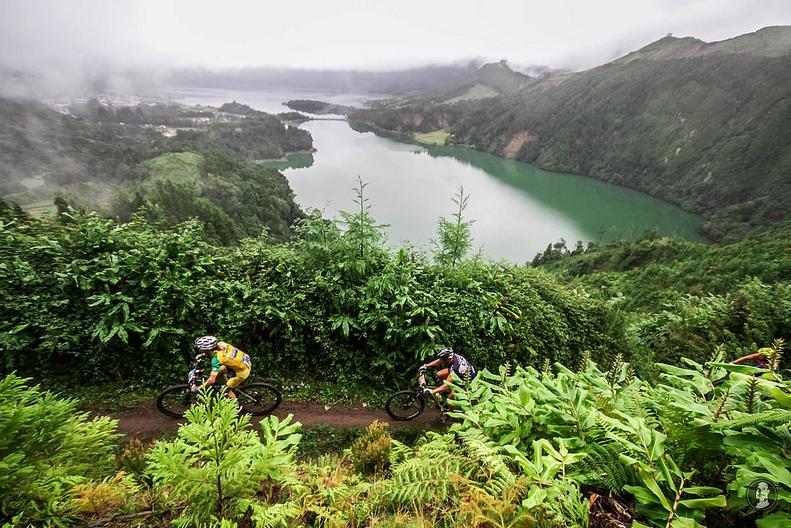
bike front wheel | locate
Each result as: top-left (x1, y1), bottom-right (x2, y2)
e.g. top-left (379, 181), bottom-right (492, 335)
top-left (236, 382), bottom-right (282, 416)
top-left (156, 384), bottom-right (196, 418)
top-left (385, 390), bottom-right (425, 421)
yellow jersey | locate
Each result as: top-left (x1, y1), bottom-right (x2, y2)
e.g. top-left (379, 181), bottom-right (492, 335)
top-left (210, 342), bottom-right (251, 374)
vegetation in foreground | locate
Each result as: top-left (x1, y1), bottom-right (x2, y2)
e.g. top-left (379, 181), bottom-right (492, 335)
top-left (0, 123), bottom-right (789, 526)
top-left (2, 340), bottom-right (789, 527)
top-left (0, 184), bottom-right (625, 388)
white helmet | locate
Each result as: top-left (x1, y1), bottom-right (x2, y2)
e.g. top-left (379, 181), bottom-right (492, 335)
top-left (437, 347), bottom-right (454, 360)
top-left (194, 335), bottom-right (219, 353)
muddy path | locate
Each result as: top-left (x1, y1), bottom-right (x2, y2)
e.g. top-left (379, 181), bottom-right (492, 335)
top-left (114, 399), bottom-right (444, 438)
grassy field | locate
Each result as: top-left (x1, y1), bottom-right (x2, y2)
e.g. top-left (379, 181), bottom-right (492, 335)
top-left (412, 129), bottom-right (450, 145)
top-left (442, 83), bottom-right (500, 104)
top-left (140, 152), bottom-right (204, 188)
top-left (24, 200), bottom-right (56, 218)
top-left (19, 176), bottom-right (45, 190)
top-left (5, 175), bottom-right (52, 210)
top-left (257, 151), bottom-right (315, 171)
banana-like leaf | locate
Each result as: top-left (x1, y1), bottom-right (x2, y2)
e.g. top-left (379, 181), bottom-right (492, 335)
top-left (679, 495), bottom-right (727, 508)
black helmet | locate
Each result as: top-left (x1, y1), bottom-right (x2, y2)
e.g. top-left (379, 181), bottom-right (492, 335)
top-left (436, 347), bottom-right (454, 360)
top-left (194, 335), bottom-right (219, 353)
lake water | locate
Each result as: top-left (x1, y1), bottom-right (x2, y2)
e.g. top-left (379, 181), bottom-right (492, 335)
top-left (167, 87), bottom-right (704, 263)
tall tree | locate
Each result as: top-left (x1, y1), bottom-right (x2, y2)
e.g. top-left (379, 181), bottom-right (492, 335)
top-left (433, 185), bottom-right (474, 266)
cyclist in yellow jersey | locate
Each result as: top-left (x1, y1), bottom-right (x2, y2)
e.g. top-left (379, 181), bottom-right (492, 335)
top-left (192, 335), bottom-right (252, 399)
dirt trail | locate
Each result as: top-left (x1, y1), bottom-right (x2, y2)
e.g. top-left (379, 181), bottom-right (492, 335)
top-left (114, 399), bottom-right (443, 438)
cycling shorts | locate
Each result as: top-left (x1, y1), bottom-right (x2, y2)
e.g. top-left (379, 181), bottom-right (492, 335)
top-left (225, 365), bottom-right (250, 388)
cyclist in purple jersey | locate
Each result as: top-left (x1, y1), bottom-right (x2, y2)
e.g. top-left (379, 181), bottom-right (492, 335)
top-left (419, 347), bottom-right (476, 398)
top-left (733, 347), bottom-right (780, 370)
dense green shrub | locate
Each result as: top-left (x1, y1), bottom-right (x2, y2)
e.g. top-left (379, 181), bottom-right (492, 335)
top-left (0, 212), bottom-right (235, 384)
top-left (3, 183), bottom-right (787, 388)
top-left (0, 374), bottom-right (119, 526)
top-left (0, 206), bottom-right (623, 387)
top-left (146, 392), bottom-right (302, 527)
top-left (450, 343), bottom-right (791, 527)
top-left (347, 420), bottom-right (392, 475)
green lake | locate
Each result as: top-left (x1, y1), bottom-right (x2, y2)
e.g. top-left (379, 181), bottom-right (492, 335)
top-left (169, 87), bottom-right (704, 263)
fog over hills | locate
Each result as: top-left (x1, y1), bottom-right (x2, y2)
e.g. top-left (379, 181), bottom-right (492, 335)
top-left (2, 0), bottom-right (790, 99)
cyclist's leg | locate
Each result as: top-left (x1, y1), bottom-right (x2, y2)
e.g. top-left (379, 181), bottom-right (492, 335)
top-left (225, 366), bottom-right (250, 399)
top-left (434, 370), bottom-right (452, 395)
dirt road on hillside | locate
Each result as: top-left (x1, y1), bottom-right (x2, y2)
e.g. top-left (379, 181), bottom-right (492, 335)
top-left (114, 399), bottom-right (444, 438)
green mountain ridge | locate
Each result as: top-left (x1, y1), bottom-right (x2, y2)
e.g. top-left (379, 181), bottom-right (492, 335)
top-left (616, 26), bottom-right (791, 64)
top-left (349, 26), bottom-right (791, 242)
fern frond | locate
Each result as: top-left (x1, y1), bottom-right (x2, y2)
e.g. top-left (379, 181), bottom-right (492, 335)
top-left (387, 439), bottom-right (411, 466)
top-left (247, 500), bottom-right (300, 528)
top-left (713, 409), bottom-right (791, 430)
top-left (386, 457), bottom-right (462, 505)
top-left (618, 385), bottom-right (659, 428)
top-left (571, 441), bottom-right (637, 493)
top-left (744, 377), bottom-right (759, 414)
top-left (459, 432), bottom-right (517, 495)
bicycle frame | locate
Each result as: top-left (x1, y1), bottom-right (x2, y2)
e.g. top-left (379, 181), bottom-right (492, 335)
top-left (187, 356), bottom-right (255, 400)
top-left (418, 372), bottom-right (449, 413)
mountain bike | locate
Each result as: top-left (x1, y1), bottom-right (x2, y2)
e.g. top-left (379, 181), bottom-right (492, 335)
top-left (385, 368), bottom-right (450, 423)
top-left (156, 355), bottom-right (282, 418)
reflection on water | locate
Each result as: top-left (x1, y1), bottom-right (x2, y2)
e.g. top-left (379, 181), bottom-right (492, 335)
top-left (259, 152), bottom-right (315, 171)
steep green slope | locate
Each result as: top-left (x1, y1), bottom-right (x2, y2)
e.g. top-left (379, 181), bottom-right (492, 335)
top-left (538, 222), bottom-right (791, 309)
top-left (535, 223), bottom-right (791, 365)
top-left (350, 27), bottom-right (791, 242)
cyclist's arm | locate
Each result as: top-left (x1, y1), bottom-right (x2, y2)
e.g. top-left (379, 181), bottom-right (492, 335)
top-left (203, 356), bottom-right (225, 387)
top-left (422, 358), bottom-right (442, 370)
top-left (733, 353), bottom-right (760, 364)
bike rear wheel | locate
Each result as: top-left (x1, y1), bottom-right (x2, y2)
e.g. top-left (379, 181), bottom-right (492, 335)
top-left (236, 382), bottom-right (281, 416)
top-left (156, 384), bottom-right (195, 418)
top-left (385, 390), bottom-right (425, 421)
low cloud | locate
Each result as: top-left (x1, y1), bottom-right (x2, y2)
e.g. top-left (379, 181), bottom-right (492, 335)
top-left (1, 0), bottom-right (790, 96)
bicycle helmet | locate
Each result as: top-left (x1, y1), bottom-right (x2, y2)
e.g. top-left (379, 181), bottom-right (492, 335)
top-left (194, 335), bottom-right (219, 353)
top-left (436, 347), bottom-right (454, 360)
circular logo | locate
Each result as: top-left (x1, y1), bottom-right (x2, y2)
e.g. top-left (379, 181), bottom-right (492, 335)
top-left (746, 479), bottom-right (777, 511)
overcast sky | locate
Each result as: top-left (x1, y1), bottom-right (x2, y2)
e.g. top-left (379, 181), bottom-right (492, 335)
top-left (2, 0), bottom-right (791, 72)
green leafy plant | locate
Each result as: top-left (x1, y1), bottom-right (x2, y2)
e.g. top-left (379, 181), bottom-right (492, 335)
top-left (146, 392), bottom-right (302, 527)
top-left (0, 373), bottom-right (119, 526)
top-left (347, 420), bottom-right (393, 475)
top-left (433, 184), bottom-right (474, 267)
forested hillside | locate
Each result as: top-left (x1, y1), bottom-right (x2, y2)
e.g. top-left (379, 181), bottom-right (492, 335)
top-left (0, 97), bottom-right (311, 241)
top-left (533, 225), bottom-right (791, 367)
top-left (349, 27), bottom-right (791, 242)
